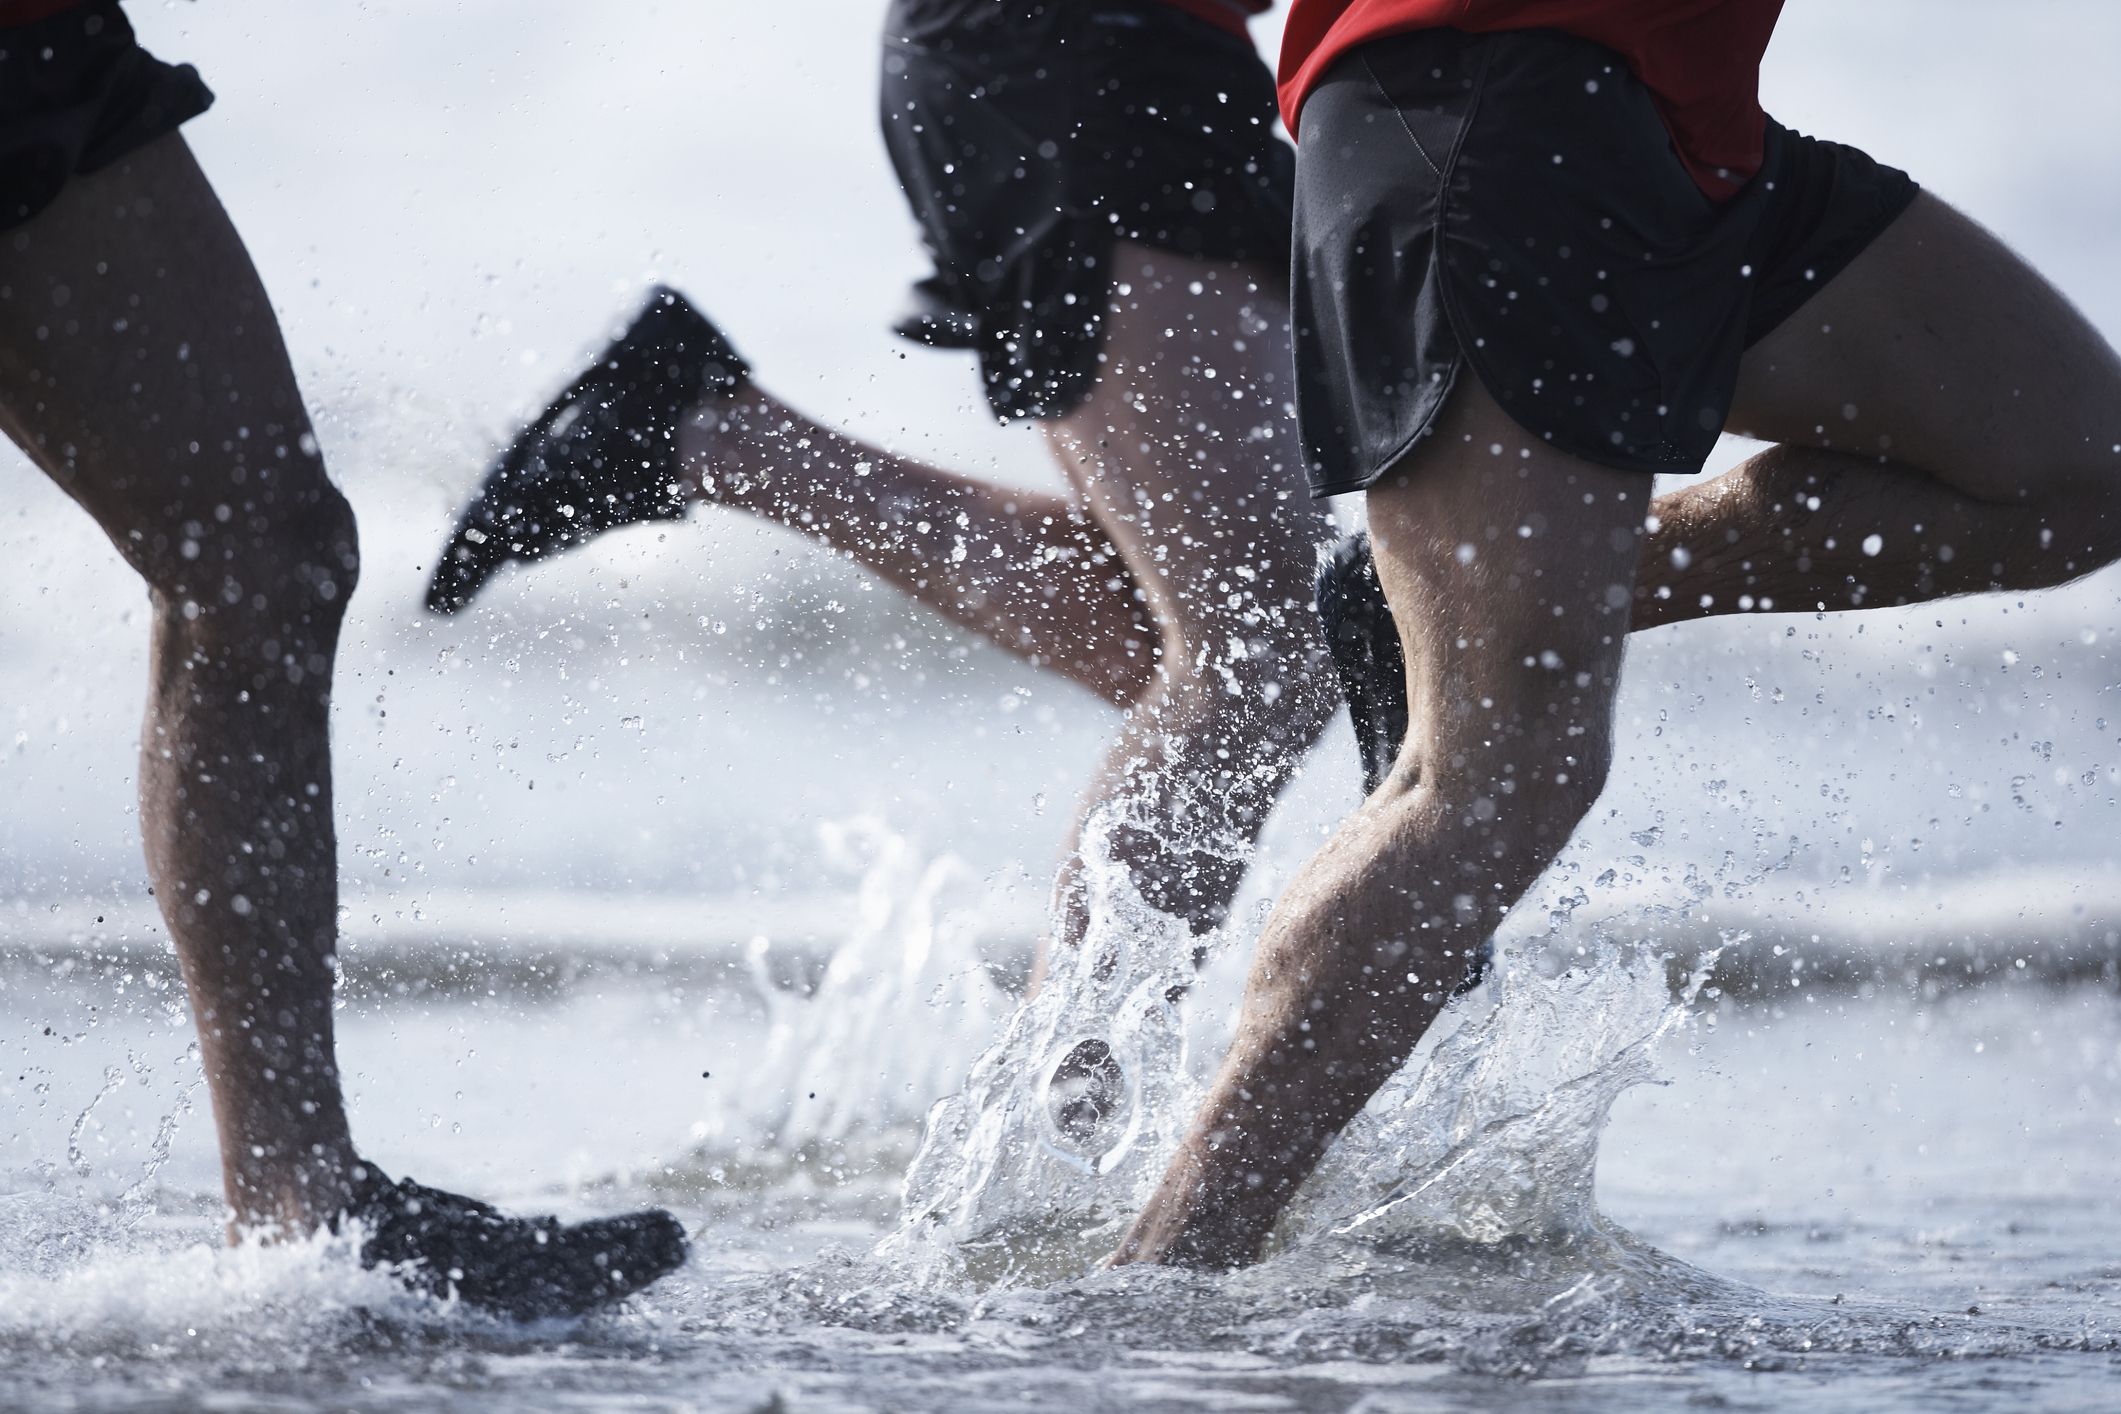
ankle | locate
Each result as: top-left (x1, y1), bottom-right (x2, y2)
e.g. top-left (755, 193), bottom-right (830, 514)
top-left (678, 387), bottom-right (774, 504)
top-left (222, 1142), bottom-right (362, 1238)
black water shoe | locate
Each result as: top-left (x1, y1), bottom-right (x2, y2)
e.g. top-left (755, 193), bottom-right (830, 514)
top-left (350, 1164), bottom-right (688, 1318)
top-left (426, 286), bottom-right (747, 614)
top-left (1315, 531), bottom-right (1409, 795)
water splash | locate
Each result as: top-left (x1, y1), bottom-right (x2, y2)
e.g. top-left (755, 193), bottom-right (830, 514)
top-left (694, 817), bottom-right (1012, 1177)
top-left (874, 807), bottom-right (1724, 1292)
top-left (884, 810), bottom-right (1216, 1284)
top-left (1290, 938), bottom-right (1719, 1253)
top-left (65, 1066), bottom-right (124, 1178)
top-left (115, 1065), bottom-right (201, 1227)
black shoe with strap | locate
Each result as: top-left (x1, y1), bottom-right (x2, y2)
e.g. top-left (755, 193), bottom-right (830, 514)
top-left (1315, 530), bottom-right (1409, 796)
top-left (349, 1163), bottom-right (688, 1319)
top-left (426, 285), bottom-right (747, 615)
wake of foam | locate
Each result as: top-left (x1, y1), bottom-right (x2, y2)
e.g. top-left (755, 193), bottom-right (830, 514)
top-left (0, 1201), bottom-right (425, 1354)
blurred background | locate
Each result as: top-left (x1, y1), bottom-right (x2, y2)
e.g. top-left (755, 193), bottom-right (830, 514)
top-left (4, 11), bottom-right (2121, 1408)
top-left (3, 0), bottom-right (2120, 1195)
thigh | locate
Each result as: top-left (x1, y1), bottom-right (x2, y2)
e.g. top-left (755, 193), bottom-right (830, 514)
top-left (1367, 377), bottom-right (1645, 778)
top-left (1043, 241), bottom-right (1327, 634)
top-left (0, 132), bottom-right (326, 569)
top-left (1728, 191), bottom-right (2121, 500)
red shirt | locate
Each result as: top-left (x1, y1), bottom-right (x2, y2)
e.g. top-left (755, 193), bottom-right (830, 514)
top-left (1278, 0), bottom-right (1786, 198)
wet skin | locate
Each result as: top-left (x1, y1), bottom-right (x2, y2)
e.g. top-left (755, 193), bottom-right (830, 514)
top-left (1114, 191), bottom-right (2121, 1267)
top-left (0, 135), bottom-right (361, 1231)
top-left (675, 242), bottom-right (1340, 956)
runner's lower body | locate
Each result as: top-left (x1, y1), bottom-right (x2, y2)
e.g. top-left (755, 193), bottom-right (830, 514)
top-left (1116, 26), bottom-right (2121, 1266)
top-left (1, 0), bottom-right (683, 1314)
top-left (431, 0), bottom-right (1339, 962)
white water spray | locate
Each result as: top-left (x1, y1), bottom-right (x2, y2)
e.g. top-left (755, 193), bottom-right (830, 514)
top-left (885, 811), bottom-right (1219, 1282)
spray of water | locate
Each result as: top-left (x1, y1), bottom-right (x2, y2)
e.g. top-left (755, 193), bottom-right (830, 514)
top-left (1290, 936), bottom-right (1721, 1253)
top-left (681, 798), bottom-right (1722, 1310)
top-left (883, 810), bottom-right (1214, 1283)
top-left (751, 819), bottom-right (1005, 1151)
top-left (880, 854), bottom-right (1720, 1299)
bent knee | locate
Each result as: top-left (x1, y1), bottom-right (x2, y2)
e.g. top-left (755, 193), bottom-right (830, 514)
top-left (132, 475), bottom-right (360, 626)
top-left (2057, 467), bottom-right (2121, 567)
top-left (1150, 629), bottom-right (1338, 749)
top-left (1386, 743), bottom-right (1610, 856)
top-left (1994, 470), bottom-right (2121, 588)
top-left (1469, 761), bottom-right (1606, 847)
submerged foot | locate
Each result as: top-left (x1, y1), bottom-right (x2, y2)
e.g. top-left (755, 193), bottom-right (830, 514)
top-left (1315, 530), bottom-right (1409, 794)
top-left (426, 285), bottom-right (748, 614)
top-left (1045, 1038), bottom-right (1128, 1152)
top-left (348, 1163), bottom-right (688, 1318)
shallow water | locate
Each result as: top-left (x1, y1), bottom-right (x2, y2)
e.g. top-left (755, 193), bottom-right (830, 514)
top-left (4, 2), bottom-right (2121, 1408)
top-left (6, 858), bottom-right (2119, 1412)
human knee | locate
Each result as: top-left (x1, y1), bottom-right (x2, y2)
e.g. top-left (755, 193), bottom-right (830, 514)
top-left (1387, 729), bottom-right (1611, 862)
top-left (134, 468), bottom-right (360, 635)
top-left (1975, 449), bottom-right (2121, 586)
top-left (1156, 618), bottom-right (1336, 758)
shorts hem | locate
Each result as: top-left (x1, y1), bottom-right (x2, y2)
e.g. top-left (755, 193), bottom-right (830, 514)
top-left (1742, 178), bottom-right (1921, 349)
top-left (1, 0), bottom-right (213, 231)
top-left (1292, 31), bottom-right (1918, 493)
top-left (1304, 356), bottom-right (1462, 498)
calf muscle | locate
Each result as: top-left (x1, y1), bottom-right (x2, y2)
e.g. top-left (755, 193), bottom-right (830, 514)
top-left (1114, 381), bottom-right (1640, 1266)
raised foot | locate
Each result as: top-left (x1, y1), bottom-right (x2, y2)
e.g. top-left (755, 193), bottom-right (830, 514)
top-left (425, 284), bottom-right (748, 615)
top-left (350, 1164), bottom-right (688, 1319)
top-left (1314, 530), bottom-right (1408, 795)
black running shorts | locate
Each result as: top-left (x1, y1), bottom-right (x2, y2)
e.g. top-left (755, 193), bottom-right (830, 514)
top-left (1291, 27), bottom-right (1919, 497)
top-left (1, 0), bottom-right (213, 231)
top-left (880, 0), bottom-right (1294, 421)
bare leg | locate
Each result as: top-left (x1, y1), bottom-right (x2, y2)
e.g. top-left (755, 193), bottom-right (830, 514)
top-left (2, 137), bottom-right (690, 1309)
top-left (1113, 379), bottom-right (1642, 1267)
top-left (1039, 244), bottom-right (1339, 955)
top-left (681, 244), bottom-right (1337, 952)
top-left (1638, 192), bottom-right (2121, 627)
top-left (0, 136), bottom-right (358, 1231)
top-left (1121, 191), bottom-right (2121, 1268)
top-left (678, 390), bottom-right (1158, 706)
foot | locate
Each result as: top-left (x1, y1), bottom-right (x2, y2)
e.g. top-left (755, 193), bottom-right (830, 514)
top-left (1314, 531), bottom-right (1409, 794)
top-left (348, 1162), bottom-right (688, 1318)
top-left (1044, 1038), bottom-right (1128, 1153)
top-left (425, 285), bottom-right (748, 614)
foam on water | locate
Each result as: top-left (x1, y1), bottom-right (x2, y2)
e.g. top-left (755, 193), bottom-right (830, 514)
top-left (0, 1208), bottom-right (413, 1350)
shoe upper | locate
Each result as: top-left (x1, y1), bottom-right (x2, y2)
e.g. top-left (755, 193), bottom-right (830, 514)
top-left (425, 286), bottom-right (747, 615)
top-left (349, 1163), bottom-right (689, 1319)
top-left (1315, 530), bottom-right (1409, 797)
